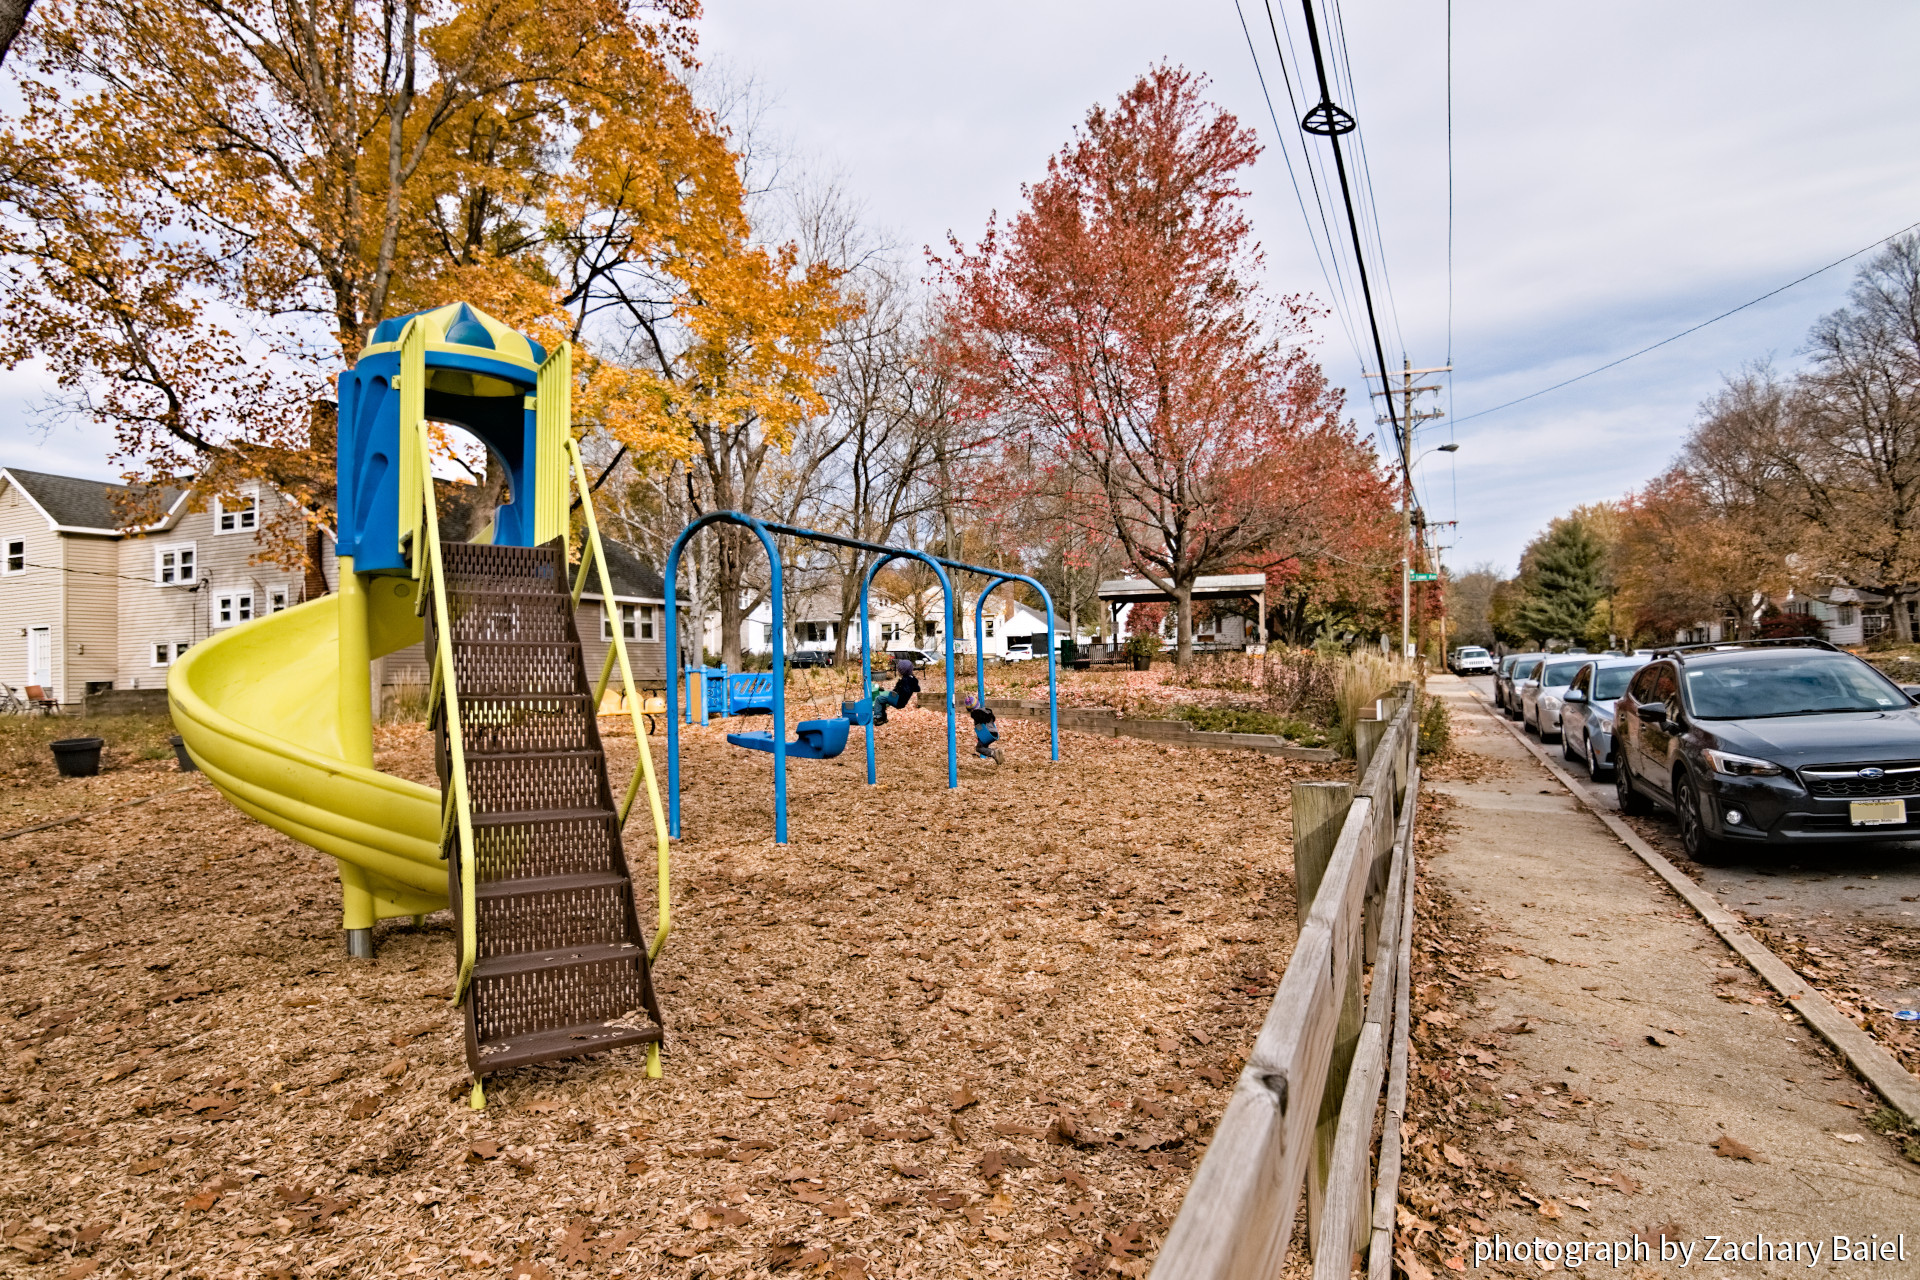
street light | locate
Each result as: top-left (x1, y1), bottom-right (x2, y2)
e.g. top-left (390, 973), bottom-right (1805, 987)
top-left (1400, 442), bottom-right (1461, 660)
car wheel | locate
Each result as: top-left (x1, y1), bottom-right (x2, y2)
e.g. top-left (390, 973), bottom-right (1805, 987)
top-left (1616, 754), bottom-right (1653, 815)
top-left (1586, 733), bottom-right (1609, 779)
top-left (1525, 709), bottom-right (1539, 736)
top-left (1675, 771), bottom-right (1729, 863)
top-left (1561, 731), bottom-right (1576, 761)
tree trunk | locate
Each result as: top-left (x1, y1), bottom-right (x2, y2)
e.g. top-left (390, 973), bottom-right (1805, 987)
top-left (0, 0), bottom-right (37, 67)
top-left (1175, 583), bottom-right (1194, 665)
top-left (718, 527), bottom-right (746, 670)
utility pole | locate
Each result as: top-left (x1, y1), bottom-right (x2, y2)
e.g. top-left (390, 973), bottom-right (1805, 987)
top-left (1365, 359), bottom-right (1448, 660)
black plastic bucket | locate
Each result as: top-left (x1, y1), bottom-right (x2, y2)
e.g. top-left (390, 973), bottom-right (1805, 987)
top-left (169, 734), bottom-right (197, 772)
top-left (50, 737), bottom-right (105, 778)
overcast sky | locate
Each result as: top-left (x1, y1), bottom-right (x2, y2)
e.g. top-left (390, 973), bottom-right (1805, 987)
top-left (8, 1), bottom-right (1920, 574)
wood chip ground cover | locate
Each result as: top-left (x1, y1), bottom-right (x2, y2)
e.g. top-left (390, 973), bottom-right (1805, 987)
top-left (0, 707), bottom-right (1344, 1277)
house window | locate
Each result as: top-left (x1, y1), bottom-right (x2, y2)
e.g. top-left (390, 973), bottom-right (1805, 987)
top-left (638, 605), bottom-right (655, 640)
top-left (268, 587), bottom-right (289, 613)
top-left (156, 544), bottom-right (196, 584)
top-left (603, 603), bottom-right (637, 641)
top-left (151, 641), bottom-right (191, 667)
top-left (1838, 604), bottom-right (1857, 627)
top-left (217, 495), bottom-right (258, 533)
top-left (798, 621), bottom-right (833, 644)
top-left (214, 593), bottom-right (253, 627)
top-left (4, 540), bottom-right (21, 573)
top-left (984, 618), bottom-right (995, 637)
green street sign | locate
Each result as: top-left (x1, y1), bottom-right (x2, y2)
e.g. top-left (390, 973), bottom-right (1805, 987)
top-left (1409, 572), bottom-right (1439, 582)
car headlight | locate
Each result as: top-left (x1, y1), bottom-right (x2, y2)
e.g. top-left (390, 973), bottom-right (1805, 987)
top-left (1540, 693), bottom-right (1562, 711)
top-left (1701, 748), bottom-right (1784, 778)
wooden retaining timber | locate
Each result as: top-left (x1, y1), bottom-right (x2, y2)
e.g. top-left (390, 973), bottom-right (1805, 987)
top-left (916, 692), bottom-right (1339, 762)
top-left (1151, 686), bottom-right (1421, 1280)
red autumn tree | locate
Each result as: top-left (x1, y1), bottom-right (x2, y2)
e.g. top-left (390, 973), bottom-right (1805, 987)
top-left (935, 64), bottom-right (1386, 663)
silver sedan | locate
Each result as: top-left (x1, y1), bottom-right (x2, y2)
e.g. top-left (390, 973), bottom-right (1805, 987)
top-left (1559, 656), bottom-right (1650, 777)
top-left (1521, 656), bottom-right (1591, 741)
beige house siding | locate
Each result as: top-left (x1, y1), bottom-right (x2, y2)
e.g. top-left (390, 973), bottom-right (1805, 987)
top-left (0, 478), bottom-right (63, 696)
top-left (582, 598), bottom-right (669, 688)
top-left (61, 535), bottom-right (119, 703)
top-left (116, 484), bottom-right (309, 691)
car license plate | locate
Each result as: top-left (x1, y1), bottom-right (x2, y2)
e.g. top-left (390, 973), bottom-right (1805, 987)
top-left (1850, 799), bottom-right (1907, 826)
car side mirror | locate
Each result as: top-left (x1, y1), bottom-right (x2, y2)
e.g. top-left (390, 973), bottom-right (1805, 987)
top-left (1634, 703), bottom-right (1667, 724)
top-left (1564, 689), bottom-right (1586, 703)
top-left (1903, 685), bottom-right (1920, 700)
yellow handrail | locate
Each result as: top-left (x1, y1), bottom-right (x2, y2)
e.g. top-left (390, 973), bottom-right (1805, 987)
top-left (411, 413), bottom-right (481, 1005)
top-left (564, 435), bottom-right (673, 961)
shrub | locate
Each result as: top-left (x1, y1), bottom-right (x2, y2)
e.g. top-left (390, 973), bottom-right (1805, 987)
top-left (1418, 697), bottom-right (1450, 757)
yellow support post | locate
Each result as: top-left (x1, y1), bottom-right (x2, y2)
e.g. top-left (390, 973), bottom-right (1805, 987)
top-left (564, 434), bottom-right (673, 962)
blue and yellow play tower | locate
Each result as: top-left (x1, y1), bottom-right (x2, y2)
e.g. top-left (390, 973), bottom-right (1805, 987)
top-left (169, 302), bottom-right (671, 1100)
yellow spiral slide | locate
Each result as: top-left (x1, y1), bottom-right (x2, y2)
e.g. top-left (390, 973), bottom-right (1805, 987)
top-left (168, 563), bottom-right (451, 935)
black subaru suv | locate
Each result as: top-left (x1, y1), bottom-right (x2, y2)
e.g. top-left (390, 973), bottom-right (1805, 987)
top-left (1614, 638), bottom-right (1920, 861)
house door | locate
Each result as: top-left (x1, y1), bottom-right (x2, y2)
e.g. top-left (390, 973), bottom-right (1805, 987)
top-left (26, 627), bottom-right (51, 689)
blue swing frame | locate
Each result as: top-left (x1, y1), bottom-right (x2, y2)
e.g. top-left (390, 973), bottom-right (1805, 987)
top-left (665, 512), bottom-right (963, 843)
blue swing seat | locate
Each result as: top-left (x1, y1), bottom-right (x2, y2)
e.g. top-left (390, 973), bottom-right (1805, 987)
top-left (841, 698), bottom-right (873, 726)
top-left (726, 716), bottom-right (852, 761)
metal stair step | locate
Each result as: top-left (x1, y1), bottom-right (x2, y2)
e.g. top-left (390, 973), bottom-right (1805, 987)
top-left (468, 805), bottom-right (615, 829)
top-left (472, 939), bottom-right (644, 980)
top-left (474, 1017), bottom-right (663, 1073)
top-left (474, 870), bottom-right (628, 899)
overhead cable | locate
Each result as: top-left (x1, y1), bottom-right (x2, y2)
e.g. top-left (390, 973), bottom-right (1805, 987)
top-left (1453, 217), bottom-right (1920, 426)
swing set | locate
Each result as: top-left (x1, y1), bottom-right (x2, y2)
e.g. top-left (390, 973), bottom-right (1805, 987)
top-left (663, 512), bottom-right (1061, 844)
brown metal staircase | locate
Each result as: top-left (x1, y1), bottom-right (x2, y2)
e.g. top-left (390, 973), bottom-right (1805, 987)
top-left (428, 540), bottom-right (665, 1077)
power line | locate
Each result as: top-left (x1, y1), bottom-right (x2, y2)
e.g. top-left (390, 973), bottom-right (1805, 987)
top-left (1446, 0), bottom-right (1457, 538)
top-left (1255, 0), bottom-right (1367, 363)
top-left (1230, 0), bottom-right (1364, 369)
top-left (1453, 217), bottom-right (1920, 426)
top-left (1293, 0), bottom-right (1406, 471)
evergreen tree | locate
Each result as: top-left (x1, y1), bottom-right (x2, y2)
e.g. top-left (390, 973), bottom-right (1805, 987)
top-left (1514, 518), bottom-right (1608, 643)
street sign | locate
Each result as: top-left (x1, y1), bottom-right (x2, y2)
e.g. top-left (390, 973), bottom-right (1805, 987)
top-left (1409, 572), bottom-right (1438, 582)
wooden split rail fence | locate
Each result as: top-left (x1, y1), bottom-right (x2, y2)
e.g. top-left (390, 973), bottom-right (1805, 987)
top-left (1153, 685), bottom-right (1423, 1280)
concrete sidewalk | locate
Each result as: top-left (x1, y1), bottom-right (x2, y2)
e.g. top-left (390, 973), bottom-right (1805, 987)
top-left (1418, 675), bottom-right (1920, 1276)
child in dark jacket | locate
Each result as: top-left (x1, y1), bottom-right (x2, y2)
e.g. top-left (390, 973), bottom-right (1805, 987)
top-left (963, 694), bottom-right (1003, 764)
top-left (870, 658), bottom-right (921, 725)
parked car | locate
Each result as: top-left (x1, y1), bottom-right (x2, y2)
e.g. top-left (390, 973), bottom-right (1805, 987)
top-left (786, 649), bottom-right (835, 668)
top-left (1559, 655), bottom-right (1651, 777)
top-left (1613, 638), bottom-right (1920, 861)
top-left (1003, 644), bottom-right (1037, 663)
top-left (1498, 655), bottom-right (1545, 718)
top-left (887, 648), bottom-right (937, 669)
top-left (1522, 656), bottom-right (1593, 740)
top-left (1493, 652), bottom-right (1544, 712)
top-left (1450, 645), bottom-right (1495, 676)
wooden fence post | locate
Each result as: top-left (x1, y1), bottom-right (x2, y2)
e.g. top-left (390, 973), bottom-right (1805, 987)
top-left (1290, 780), bottom-right (1354, 1248)
top-left (1354, 717), bottom-right (1387, 780)
top-left (1292, 782), bottom-right (1353, 928)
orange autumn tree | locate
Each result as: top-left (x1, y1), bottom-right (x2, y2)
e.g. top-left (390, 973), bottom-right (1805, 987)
top-left (0, 0), bottom-right (841, 549)
top-left (936, 66), bottom-right (1384, 664)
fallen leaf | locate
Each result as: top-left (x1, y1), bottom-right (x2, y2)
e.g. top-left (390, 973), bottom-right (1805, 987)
top-left (1644, 1034), bottom-right (1668, 1047)
top-left (507, 1260), bottom-right (552, 1280)
top-left (892, 1161), bottom-right (929, 1178)
top-left (61, 1263), bottom-right (99, 1280)
top-left (1398, 1248), bottom-right (1437, 1280)
top-left (1444, 1258), bottom-right (1467, 1273)
top-left (1711, 1135), bottom-right (1764, 1162)
top-left (949, 1085), bottom-right (980, 1111)
top-left (1497, 1021), bottom-right (1532, 1035)
top-left (1567, 1196), bottom-right (1592, 1211)
top-left (624, 1158), bottom-right (649, 1176)
top-left (1613, 1170), bottom-right (1640, 1194)
top-left (1834, 1133), bottom-right (1866, 1144)
top-left (821, 1198), bottom-right (852, 1218)
top-left (468, 1140), bottom-right (500, 1162)
top-left (1442, 1143), bottom-right (1468, 1169)
top-left (555, 1217), bottom-right (593, 1266)
top-left (130, 1157), bottom-right (165, 1175)
top-left (1537, 1199), bottom-right (1563, 1220)
top-left (346, 1096), bottom-right (381, 1120)
top-left (379, 1057), bottom-right (408, 1080)
top-left (763, 1241), bottom-right (807, 1271)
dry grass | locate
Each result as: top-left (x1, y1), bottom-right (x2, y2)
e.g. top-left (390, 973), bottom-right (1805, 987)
top-left (0, 705), bottom-right (1347, 1278)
